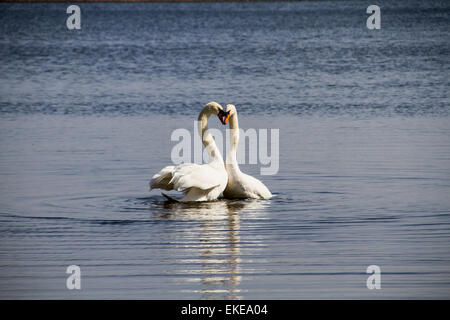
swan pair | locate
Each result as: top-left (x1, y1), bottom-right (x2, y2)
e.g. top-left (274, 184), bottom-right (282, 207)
top-left (150, 102), bottom-right (272, 202)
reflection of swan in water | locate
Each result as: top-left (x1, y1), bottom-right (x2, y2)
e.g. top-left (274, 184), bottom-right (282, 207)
top-left (152, 199), bottom-right (268, 300)
top-left (156, 198), bottom-right (266, 220)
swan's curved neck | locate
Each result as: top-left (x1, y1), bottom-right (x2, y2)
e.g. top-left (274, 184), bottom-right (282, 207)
top-left (198, 110), bottom-right (223, 164)
top-left (227, 112), bottom-right (239, 166)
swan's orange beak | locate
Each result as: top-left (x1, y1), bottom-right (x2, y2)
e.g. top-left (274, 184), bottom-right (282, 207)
top-left (223, 113), bottom-right (230, 125)
top-left (218, 110), bottom-right (230, 125)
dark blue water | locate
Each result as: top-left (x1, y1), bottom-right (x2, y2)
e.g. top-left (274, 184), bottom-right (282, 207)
top-left (1, 1), bottom-right (448, 117)
top-left (0, 1), bottom-right (449, 299)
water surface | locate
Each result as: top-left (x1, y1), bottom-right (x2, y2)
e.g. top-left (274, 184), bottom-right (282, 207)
top-left (0, 1), bottom-right (449, 299)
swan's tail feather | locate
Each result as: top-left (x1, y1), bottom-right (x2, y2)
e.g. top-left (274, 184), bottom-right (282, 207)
top-left (256, 186), bottom-right (273, 199)
top-left (150, 165), bottom-right (175, 191)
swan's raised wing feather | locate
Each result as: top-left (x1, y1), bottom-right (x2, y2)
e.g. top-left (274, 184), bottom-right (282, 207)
top-left (150, 165), bottom-right (175, 190)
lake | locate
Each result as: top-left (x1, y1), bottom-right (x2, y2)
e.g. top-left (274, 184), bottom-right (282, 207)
top-left (0, 1), bottom-right (449, 299)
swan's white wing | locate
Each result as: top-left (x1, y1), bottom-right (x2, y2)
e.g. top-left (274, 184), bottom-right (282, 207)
top-left (151, 163), bottom-right (228, 202)
top-left (170, 163), bottom-right (225, 192)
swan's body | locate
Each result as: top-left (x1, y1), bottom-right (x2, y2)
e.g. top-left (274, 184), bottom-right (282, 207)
top-left (222, 105), bottom-right (272, 199)
top-left (150, 102), bottom-right (228, 202)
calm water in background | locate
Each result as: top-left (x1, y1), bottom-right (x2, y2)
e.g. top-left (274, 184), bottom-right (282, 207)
top-left (0, 1), bottom-right (449, 299)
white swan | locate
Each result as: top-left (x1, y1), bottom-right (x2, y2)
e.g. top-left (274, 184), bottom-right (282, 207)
top-left (221, 104), bottom-right (273, 199)
top-left (150, 102), bottom-right (228, 202)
